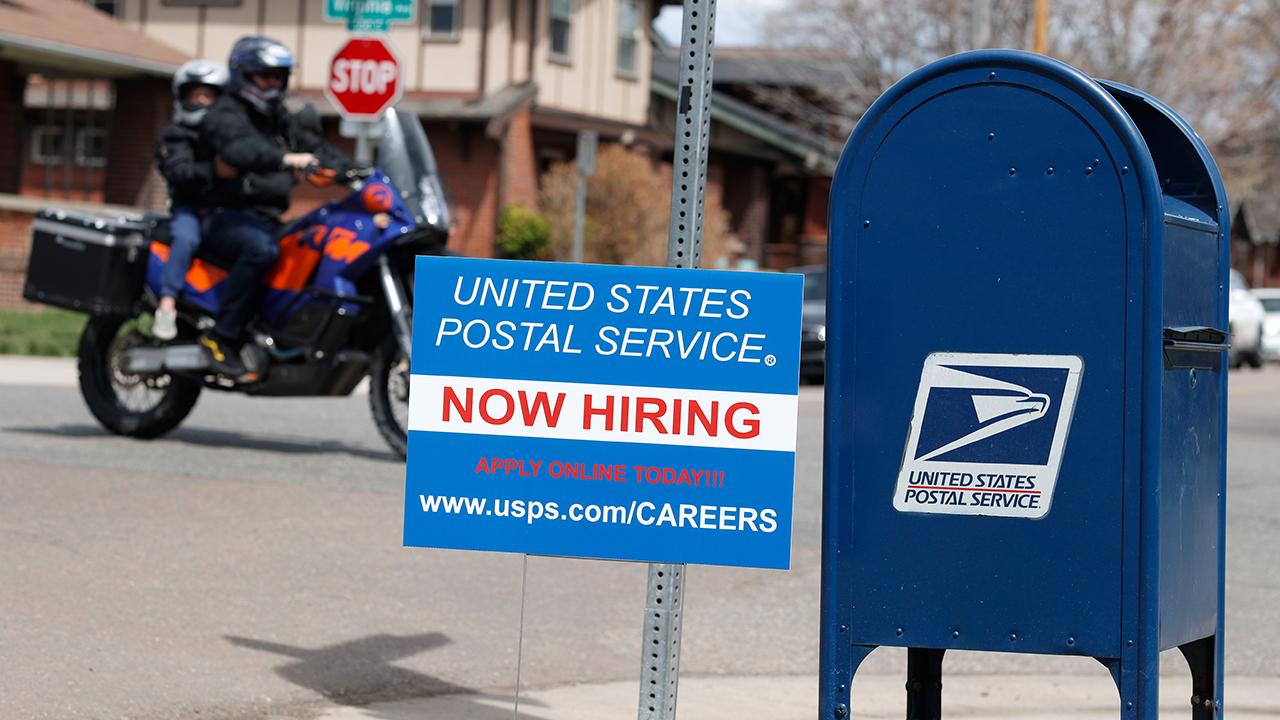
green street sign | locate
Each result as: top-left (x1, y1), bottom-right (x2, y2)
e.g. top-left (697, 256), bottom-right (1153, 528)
top-left (324, 0), bottom-right (415, 32)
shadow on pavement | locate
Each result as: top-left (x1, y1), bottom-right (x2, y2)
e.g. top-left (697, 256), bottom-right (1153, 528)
top-left (8, 423), bottom-right (399, 462)
top-left (224, 632), bottom-right (540, 718)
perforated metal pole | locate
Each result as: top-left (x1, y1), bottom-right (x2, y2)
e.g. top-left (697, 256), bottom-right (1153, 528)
top-left (353, 120), bottom-right (374, 165)
top-left (663, 0), bottom-right (716, 270)
top-left (640, 3), bottom-right (716, 719)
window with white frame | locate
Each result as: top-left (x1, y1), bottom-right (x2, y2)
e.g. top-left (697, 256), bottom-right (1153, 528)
top-left (617, 0), bottom-right (641, 75)
top-left (30, 127), bottom-right (108, 167)
top-left (75, 128), bottom-right (109, 168)
top-left (29, 127), bottom-right (66, 166)
top-left (550, 0), bottom-right (573, 60)
top-left (425, 0), bottom-right (459, 38)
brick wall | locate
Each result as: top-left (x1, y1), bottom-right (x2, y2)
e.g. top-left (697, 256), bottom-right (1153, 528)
top-left (0, 62), bottom-right (24, 196)
top-left (428, 123), bottom-right (498, 259)
top-left (104, 77), bottom-right (170, 210)
top-left (499, 106), bottom-right (538, 210)
top-left (802, 176), bottom-right (831, 239)
top-left (0, 209), bottom-right (34, 309)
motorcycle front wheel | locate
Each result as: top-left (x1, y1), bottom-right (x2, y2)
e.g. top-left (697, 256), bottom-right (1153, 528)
top-left (78, 314), bottom-right (202, 438)
top-left (369, 337), bottom-right (410, 458)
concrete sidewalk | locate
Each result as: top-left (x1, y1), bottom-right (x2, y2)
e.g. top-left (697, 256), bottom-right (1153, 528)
top-left (0, 354), bottom-right (379, 394)
top-left (313, 674), bottom-right (1280, 719)
top-left (0, 354), bottom-right (76, 386)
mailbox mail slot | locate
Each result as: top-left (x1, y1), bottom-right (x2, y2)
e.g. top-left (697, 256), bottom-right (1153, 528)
top-left (819, 50), bottom-right (1227, 719)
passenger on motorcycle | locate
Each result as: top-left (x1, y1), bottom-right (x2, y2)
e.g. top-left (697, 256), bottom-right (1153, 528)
top-left (198, 35), bottom-right (355, 379)
top-left (153, 59), bottom-right (228, 342)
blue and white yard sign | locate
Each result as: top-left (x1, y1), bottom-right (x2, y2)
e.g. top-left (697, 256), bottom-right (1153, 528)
top-left (403, 257), bottom-right (803, 569)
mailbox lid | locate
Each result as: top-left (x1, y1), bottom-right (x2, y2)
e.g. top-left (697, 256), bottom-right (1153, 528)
top-left (824, 50), bottom-right (1167, 658)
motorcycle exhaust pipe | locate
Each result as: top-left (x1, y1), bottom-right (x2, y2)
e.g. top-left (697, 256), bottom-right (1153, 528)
top-left (119, 345), bottom-right (210, 375)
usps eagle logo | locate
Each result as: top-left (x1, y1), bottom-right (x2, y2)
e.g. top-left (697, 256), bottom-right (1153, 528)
top-left (894, 353), bottom-right (1083, 519)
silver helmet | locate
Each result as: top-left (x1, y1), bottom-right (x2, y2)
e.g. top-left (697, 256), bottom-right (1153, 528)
top-left (172, 59), bottom-right (229, 125)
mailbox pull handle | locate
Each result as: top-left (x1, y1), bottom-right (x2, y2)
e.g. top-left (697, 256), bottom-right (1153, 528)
top-left (1163, 326), bottom-right (1229, 370)
top-left (1162, 326), bottom-right (1230, 352)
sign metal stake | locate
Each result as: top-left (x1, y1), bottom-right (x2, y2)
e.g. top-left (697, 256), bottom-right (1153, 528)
top-left (572, 130), bottom-right (598, 263)
top-left (354, 121), bottom-right (373, 165)
top-left (641, 2), bottom-right (717, 719)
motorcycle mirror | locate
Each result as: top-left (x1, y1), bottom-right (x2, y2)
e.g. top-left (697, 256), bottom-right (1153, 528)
top-left (294, 103), bottom-right (323, 136)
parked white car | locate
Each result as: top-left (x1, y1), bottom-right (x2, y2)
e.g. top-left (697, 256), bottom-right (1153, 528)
top-left (1229, 270), bottom-right (1265, 368)
top-left (1252, 287), bottom-right (1280, 363)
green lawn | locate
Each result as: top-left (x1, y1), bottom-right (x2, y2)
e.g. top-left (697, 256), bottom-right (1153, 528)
top-left (0, 307), bottom-right (86, 357)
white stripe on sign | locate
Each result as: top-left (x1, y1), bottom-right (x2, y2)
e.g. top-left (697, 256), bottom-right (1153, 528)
top-left (409, 374), bottom-right (798, 453)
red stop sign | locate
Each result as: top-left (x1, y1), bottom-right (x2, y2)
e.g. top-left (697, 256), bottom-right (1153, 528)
top-left (325, 38), bottom-right (402, 119)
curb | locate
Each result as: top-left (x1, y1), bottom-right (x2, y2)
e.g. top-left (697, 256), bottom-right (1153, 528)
top-left (310, 674), bottom-right (1280, 720)
top-left (0, 354), bottom-right (76, 387)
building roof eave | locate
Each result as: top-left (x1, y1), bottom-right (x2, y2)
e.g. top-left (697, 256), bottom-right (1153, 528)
top-left (0, 30), bottom-right (181, 78)
top-left (529, 106), bottom-right (672, 148)
top-left (651, 76), bottom-right (839, 174)
top-left (294, 83), bottom-right (539, 123)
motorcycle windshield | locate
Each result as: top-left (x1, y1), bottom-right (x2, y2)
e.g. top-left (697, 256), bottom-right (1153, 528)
top-left (378, 108), bottom-right (451, 231)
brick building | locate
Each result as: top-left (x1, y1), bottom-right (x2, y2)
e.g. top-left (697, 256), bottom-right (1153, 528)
top-left (114, 0), bottom-right (677, 259)
top-left (0, 0), bottom-right (186, 307)
top-left (2, 0), bottom-right (677, 308)
top-left (654, 47), bottom-right (846, 270)
top-left (1233, 194), bottom-right (1280, 288)
top-left (1, 1), bottom-right (850, 311)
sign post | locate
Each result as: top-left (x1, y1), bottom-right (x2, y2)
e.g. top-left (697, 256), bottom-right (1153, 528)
top-left (324, 37), bottom-right (402, 164)
top-left (642, 3), bottom-right (717, 718)
top-left (571, 130), bottom-right (597, 263)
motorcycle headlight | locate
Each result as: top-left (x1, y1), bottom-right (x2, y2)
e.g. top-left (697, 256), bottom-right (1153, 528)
top-left (418, 177), bottom-right (447, 228)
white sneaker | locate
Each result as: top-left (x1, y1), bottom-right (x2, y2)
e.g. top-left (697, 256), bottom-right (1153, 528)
top-left (153, 307), bottom-right (178, 340)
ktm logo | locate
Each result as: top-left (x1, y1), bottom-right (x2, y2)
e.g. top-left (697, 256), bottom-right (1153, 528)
top-left (265, 224), bottom-right (370, 291)
top-left (322, 227), bottom-right (370, 263)
top-left (289, 225), bottom-right (370, 263)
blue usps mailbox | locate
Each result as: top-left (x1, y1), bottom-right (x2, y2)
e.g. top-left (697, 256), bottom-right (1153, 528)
top-left (820, 50), bottom-right (1228, 719)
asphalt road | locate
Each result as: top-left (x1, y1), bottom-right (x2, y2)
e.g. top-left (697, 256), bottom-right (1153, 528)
top-left (1, 361), bottom-right (1277, 719)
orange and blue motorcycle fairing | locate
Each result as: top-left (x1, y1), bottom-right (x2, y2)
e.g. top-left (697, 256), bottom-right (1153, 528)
top-left (144, 176), bottom-right (415, 328)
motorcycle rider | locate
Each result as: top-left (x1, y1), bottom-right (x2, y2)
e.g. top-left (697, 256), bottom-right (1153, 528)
top-left (153, 59), bottom-right (228, 341)
top-left (198, 35), bottom-right (354, 378)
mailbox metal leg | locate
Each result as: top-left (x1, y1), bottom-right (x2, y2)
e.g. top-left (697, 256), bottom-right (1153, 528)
top-left (1180, 636), bottom-right (1221, 719)
top-left (905, 648), bottom-right (945, 720)
top-left (821, 644), bottom-right (876, 720)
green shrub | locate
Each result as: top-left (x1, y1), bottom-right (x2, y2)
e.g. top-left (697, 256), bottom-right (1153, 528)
top-left (495, 205), bottom-right (551, 260)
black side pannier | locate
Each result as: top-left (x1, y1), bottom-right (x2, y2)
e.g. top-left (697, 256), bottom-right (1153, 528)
top-left (23, 209), bottom-right (149, 315)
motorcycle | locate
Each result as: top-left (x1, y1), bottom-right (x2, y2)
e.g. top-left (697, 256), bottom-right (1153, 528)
top-left (31, 109), bottom-right (447, 458)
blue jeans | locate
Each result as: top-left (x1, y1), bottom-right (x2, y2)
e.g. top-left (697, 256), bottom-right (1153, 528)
top-left (158, 206), bottom-right (204, 299)
top-left (202, 210), bottom-right (280, 341)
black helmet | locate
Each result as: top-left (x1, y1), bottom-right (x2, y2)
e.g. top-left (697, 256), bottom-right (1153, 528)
top-left (172, 59), bottom-right (228, 125)
top-left (227, 35), bottom-right (294, 115)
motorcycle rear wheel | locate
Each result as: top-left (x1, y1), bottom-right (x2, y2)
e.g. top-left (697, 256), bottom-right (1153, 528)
top-left (78, 314), bottom-right (202, 438)
top-left (369, 337), bottom-right (410, 458)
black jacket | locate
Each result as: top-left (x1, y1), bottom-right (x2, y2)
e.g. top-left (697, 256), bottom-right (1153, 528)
top-left (155, 121), bottom-right (216, 209)
top-left (200, 95), bottom-right (353, 219)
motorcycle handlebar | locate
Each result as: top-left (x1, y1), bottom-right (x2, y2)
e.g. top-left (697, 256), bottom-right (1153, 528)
top-left (303, 164), bottom-right (374, 187)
